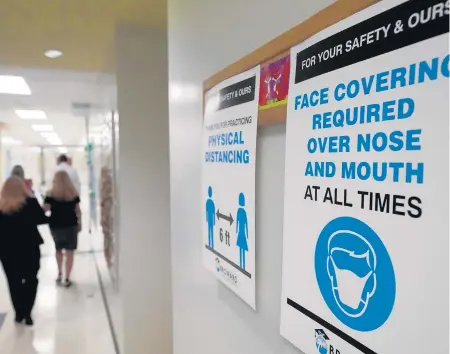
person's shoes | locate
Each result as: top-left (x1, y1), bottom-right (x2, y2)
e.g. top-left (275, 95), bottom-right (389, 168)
top-left (64, 279), bottom-right (72, 288)
top-left (25, 317), bottom-right (33, 326)
top-left (56, 273), bottom-right (62, 284)
top-left (14, 315), bottom-right (23, 324)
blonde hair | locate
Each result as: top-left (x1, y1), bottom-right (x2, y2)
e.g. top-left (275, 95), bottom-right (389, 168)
top-left (0, 176), bottom-right (32, 213)
top-left (48, 171), bottom-right (78, 201)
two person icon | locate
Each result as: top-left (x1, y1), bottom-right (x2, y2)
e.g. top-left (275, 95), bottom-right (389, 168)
top-left (205, 187), bottom-right (249, 271)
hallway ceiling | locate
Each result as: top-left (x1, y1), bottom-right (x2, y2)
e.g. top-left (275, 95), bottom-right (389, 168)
top-left (0, 0), bottom-right (167, 72)
top-left (0, 66), bottom-right (115, 146)
top-left (0, 0), bottom-right (163, 146)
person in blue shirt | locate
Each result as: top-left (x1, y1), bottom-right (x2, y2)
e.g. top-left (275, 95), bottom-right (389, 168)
top-left (206, 186), bottom-right (216, 249)
top-left (236, 193), bottom-right (248, 270)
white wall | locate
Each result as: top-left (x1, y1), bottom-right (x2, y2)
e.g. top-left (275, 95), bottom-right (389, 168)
top-left (168, 0), bottom-right (333, 353)
top-left (4, 146), bottom-right (41, 183)
top-left (116, 24), bottom-right (172, 354)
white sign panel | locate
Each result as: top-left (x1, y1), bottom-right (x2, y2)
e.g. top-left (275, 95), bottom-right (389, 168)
top-left (281, 0), bottom-right (449, 353)
top-left (202, 67), bottom-right (260, 309)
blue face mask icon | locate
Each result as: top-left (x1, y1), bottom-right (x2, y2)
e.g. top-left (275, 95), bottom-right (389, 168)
top-left (327, 230), bottom-right (377, 318)
top-left (315, 217), bottom-right (395, 332)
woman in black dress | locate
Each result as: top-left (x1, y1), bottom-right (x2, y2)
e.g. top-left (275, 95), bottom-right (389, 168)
top-left (44, 170), bottom-right (81, 287)
top-left (0, 176), bottom-right (48, 326)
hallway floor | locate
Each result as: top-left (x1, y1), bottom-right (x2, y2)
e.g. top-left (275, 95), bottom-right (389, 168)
top-left (0, 227), bottom-right (118, 354)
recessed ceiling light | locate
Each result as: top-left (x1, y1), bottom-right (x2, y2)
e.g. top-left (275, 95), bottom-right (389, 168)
top-left (15, 109), bottom-right (47, 120)
top-left (32, 124), bottom-right (53, 132)
top-left (0, 76), bottom-right (31, 95)
top-left (45, 50), bottom-right (63, 59)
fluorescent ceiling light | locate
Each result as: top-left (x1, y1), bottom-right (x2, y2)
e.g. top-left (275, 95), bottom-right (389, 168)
top-left (45, 50), bottom-right (63, 59)
top-left (1, 136), bottom-right (22, 145)
top-left (15, 109), bottom-right (47, 120)
top-left (41, 132), bottom-right (62, 145)
top-left (32, 124), bottom-right (53, 132)
top-left (0, 76), bottom-right (31, 95)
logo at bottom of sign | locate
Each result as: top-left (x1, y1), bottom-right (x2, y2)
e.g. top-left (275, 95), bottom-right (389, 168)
top-left (315, 329), bottom-right (342, 354)
top-left (215, 257), bottom-right (238, 285)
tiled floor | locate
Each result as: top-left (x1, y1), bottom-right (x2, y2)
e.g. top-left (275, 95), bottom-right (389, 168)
top-left (0, 226), bottom-right (117, 354)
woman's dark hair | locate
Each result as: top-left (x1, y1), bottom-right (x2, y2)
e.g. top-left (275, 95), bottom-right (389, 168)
top-left (57, 154), bottom-right (68, 164)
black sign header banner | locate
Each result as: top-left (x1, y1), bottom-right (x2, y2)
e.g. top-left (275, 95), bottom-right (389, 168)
top-left (295, 0), bottom-right (449, 84)
top-left (215, 76), bottom-right (256, 111)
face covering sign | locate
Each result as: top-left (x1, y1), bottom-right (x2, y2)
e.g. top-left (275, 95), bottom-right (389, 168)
top-left (280, 0), bottom-right (449, 353)
top-left (202, 67), bottom-right (260, 309)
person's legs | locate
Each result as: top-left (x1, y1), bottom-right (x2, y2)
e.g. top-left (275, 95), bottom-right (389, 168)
top-left (51, 229), bottom-right (64, 282)
top-left (2, 258), bottom-right (23, 321)
top-left (65, 251), bottom-right (74, 285)
top-left (62, 227), bottom-right (77, 287)
top-left (22, 248), bottom-right (40, 325)
top-left (23, 276), bottom-right (38, 325)
top-left (55, 250), bottom-right (63, 282)
top-left (242, 251), bottom-right (246, 270)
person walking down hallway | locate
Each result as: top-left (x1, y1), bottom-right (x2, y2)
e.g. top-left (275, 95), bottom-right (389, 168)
top-left (0, 177), bottom-right (48, 326)
top-left (44, 171), bottom-right (81, 288)
top-left (10, 165), bottom-right (25, 180)
top-left (55, 154), bottom-right (81, 195)
top-left (10, 165), bottom-right (35, 195)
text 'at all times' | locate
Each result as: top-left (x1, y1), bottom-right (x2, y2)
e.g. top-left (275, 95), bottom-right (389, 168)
top-left (304, 185), bottom-right (422, 219)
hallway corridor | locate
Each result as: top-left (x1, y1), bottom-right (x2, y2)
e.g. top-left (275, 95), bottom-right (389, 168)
top-left (0, 228), bottom-right (118, 354)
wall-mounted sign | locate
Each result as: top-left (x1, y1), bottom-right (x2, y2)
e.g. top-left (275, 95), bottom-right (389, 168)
top-left (202, 66), bottom-right (260, 309)
top-left (280, 0), bottom-right (449, 353)
top-left (259, 55), bottom-right (290, 110)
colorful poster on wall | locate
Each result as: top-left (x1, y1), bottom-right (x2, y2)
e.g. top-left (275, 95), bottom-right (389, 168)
top-left (202, 66), bottom-right (260, 309)
top-left (280, 0), bottom-right (449, 353)
top-left (259, 55), bottom-right (290, 110)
